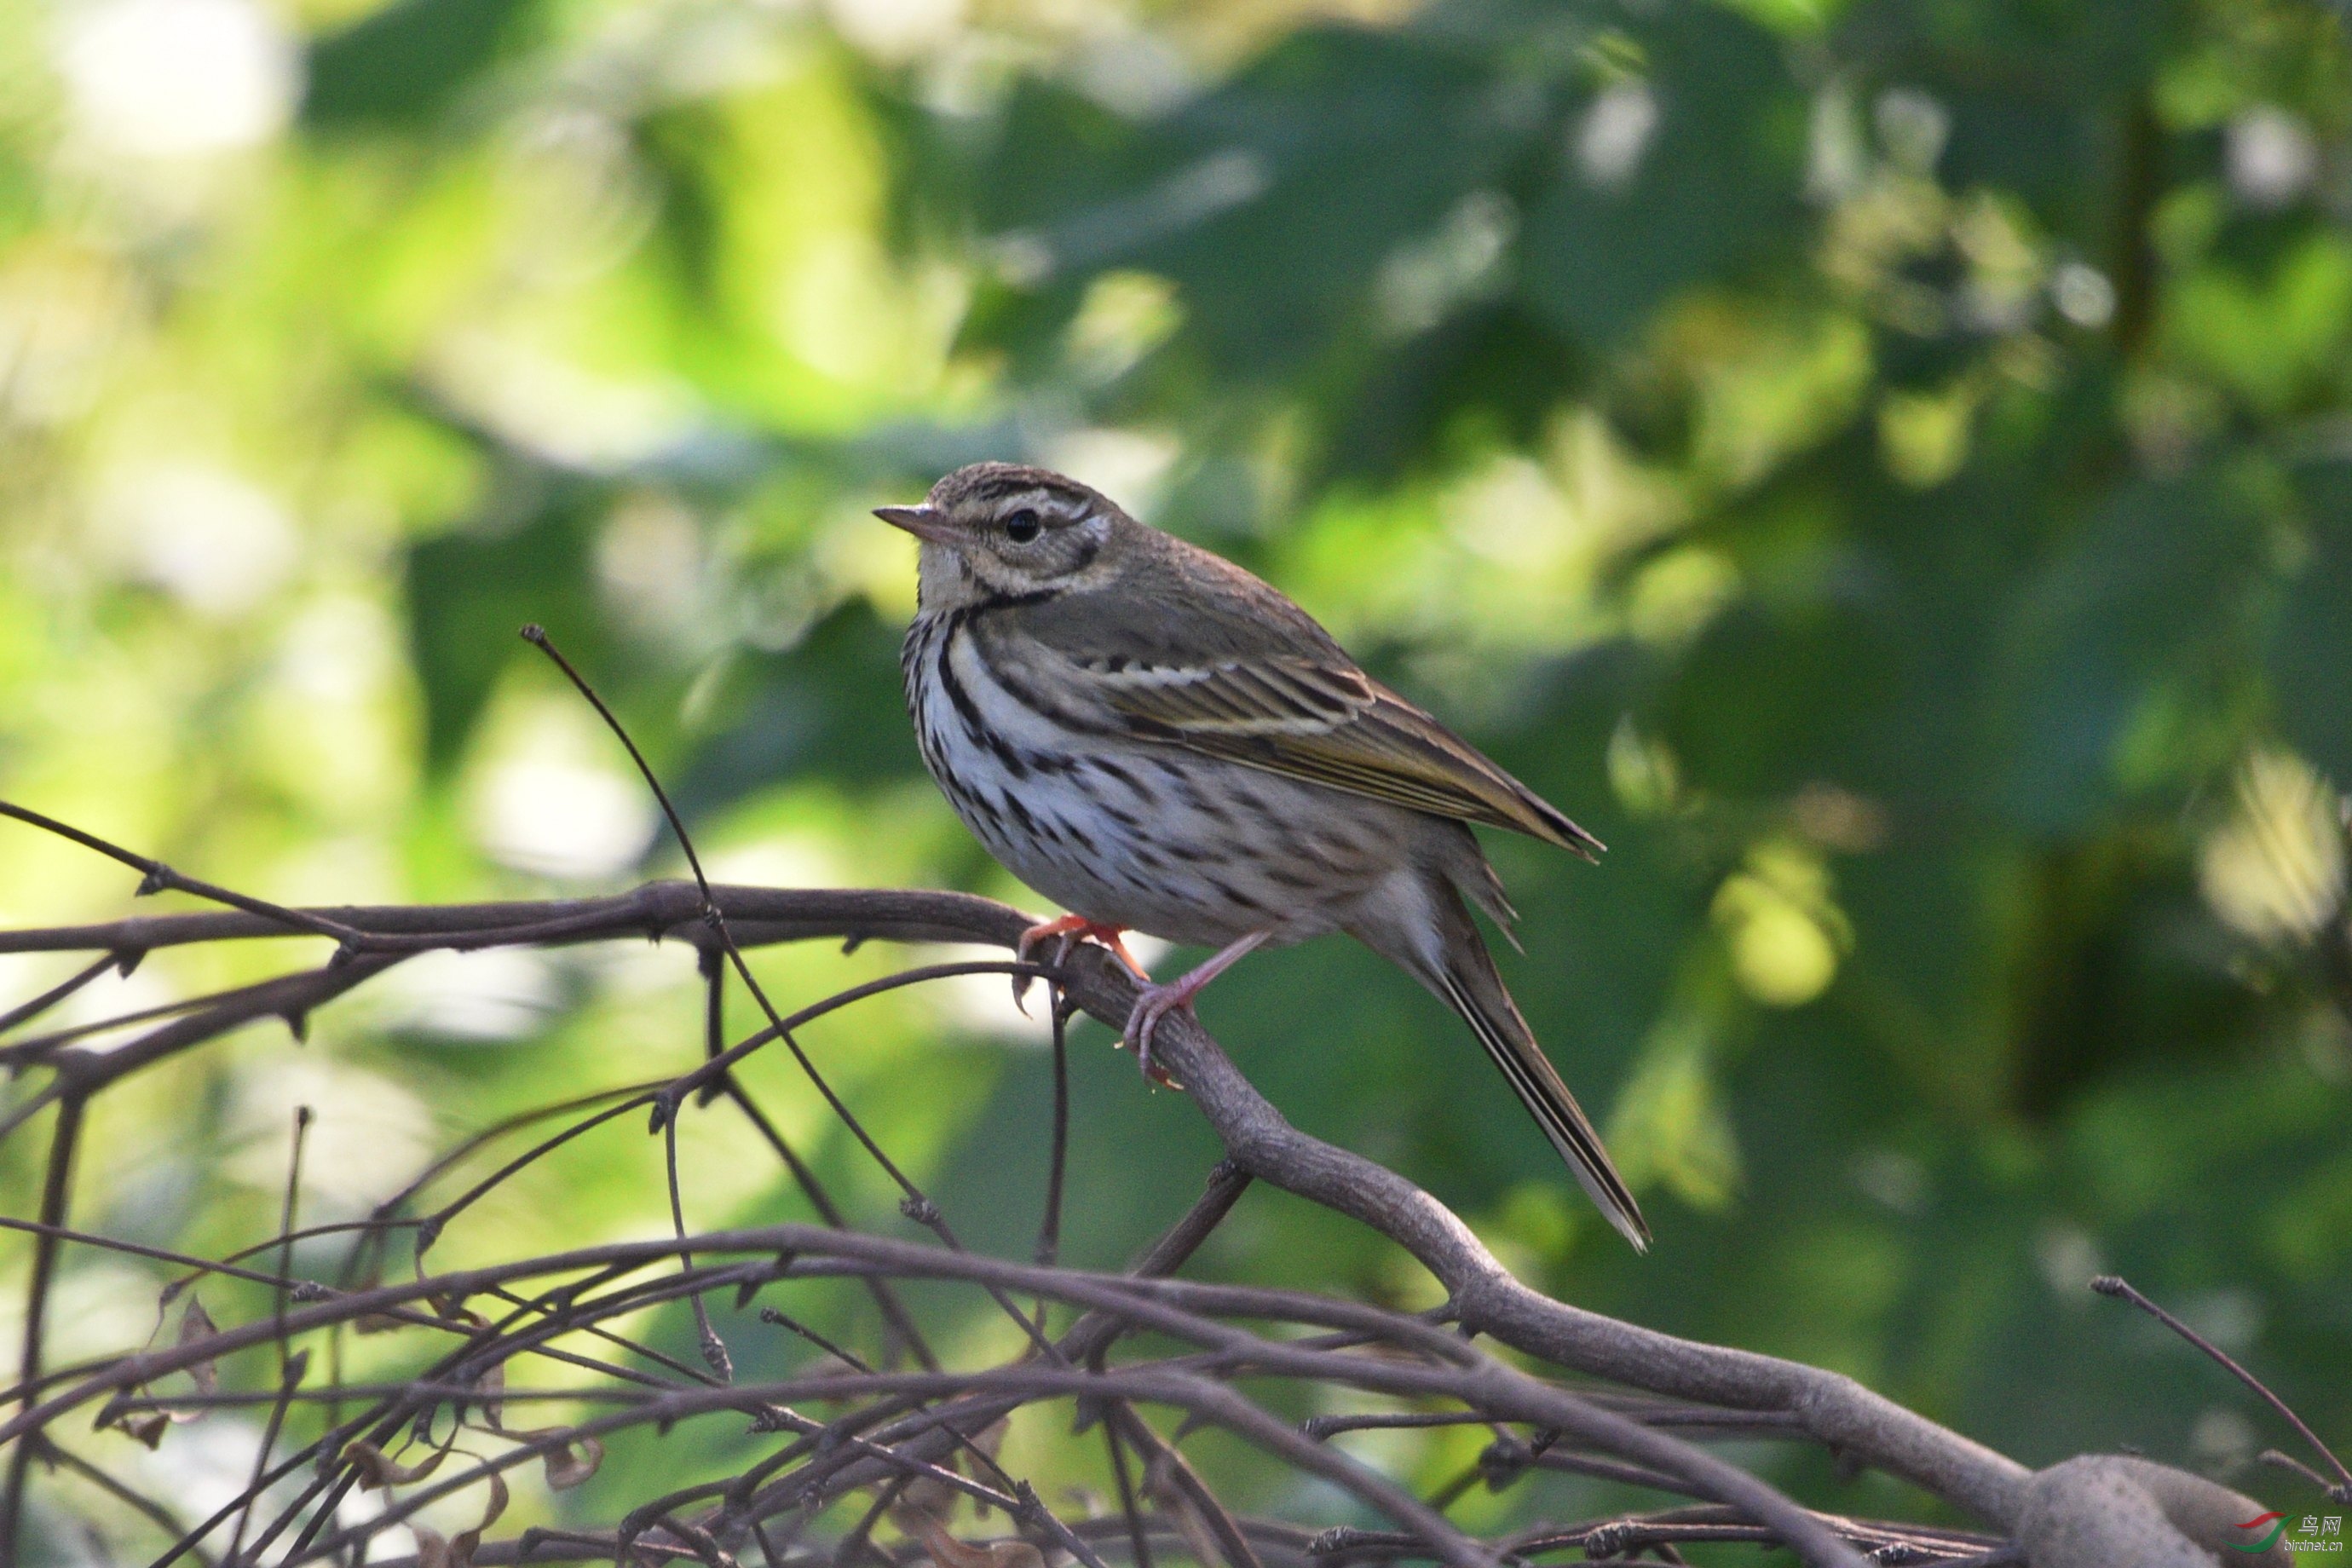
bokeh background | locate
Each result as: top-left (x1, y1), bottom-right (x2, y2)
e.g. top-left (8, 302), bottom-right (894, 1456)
top-left (2, 0), bottom-right (2349, 1554)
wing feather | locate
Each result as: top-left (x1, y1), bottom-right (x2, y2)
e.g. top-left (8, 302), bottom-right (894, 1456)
top-left (1098, 657), bottom-right (1604, 858)
top-left (982, 535), bottom-right (1603, 858)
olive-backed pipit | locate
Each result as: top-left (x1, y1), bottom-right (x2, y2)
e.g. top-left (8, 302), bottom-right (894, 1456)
top-left (879, 462), bottom-right (1648, 1249)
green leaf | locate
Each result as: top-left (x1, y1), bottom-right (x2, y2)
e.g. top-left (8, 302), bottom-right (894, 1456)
top-left (304, 0), bottom-right (546, 130)
top-left (1995, 470), bottom-right (2268, 831)
top-left (671, 599), bottom-right (925, 821)
top-left (1519, 6), bottom-right (1806, 346)
top-left (2273, 460), bottom-right (2352, 785)
top-left (970, 26), bottom-right (1554, 375)
top-left (404, 482), bottom-right (607, 776)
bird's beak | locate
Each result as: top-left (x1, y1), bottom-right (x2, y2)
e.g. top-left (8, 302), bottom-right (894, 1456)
top-left (873, 504), bottom-right (956, 545)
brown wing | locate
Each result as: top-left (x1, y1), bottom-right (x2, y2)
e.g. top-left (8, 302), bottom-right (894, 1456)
top-left (995, 527), bottom-right (1603, 857)
top-left (1089, 655), bottom-right (1604, 859)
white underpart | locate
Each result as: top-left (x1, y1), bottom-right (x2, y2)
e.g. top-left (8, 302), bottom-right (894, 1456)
top-left (908, 616), bottom-right (1415, 948)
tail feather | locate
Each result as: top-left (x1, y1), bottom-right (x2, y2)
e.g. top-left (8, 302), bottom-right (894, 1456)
top-left (1415, 887), bottom-right (1650, 1251)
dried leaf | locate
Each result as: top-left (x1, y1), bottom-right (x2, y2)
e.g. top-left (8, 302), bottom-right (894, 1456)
top-left (910, 1515), bottom-right (1044, 1568)
top-left (1144, 1449), bottom-right (1224, 1568)
top-left (470, 1360), bottom-right (504, 1430)
top-left (896, 1465), bottom-right (962, 1525)
top-left (177, 1297), bottom-right (219, 1400)
top-left (543, 1433), bottom-right (602, 1490)
top-left (444, 1468), bottom-right (508, 1568)
top-left (116, 1412), bottom-right (169, 1449)
top-left (112, 1296), bottom-right (226, 1433)
top-left (426, 1294), bottom-right (484, 1327)
top-left (401, 1463), bottom-right (505, 1567)
top-left (344, 1439), bottom-right (450, 1490)
top-left (96, 1296), bottom-right (228, 1444)
top-left (893, 1415), bottom-right (1012, 1526)
top-left (499, 1425), bottom-right (605, 1490)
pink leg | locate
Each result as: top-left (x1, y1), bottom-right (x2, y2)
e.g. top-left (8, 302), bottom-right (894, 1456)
top-left (1013, 914), bottom-right (1151, 1015)
top-left (1123, 931), bottom-right (1271, 1090)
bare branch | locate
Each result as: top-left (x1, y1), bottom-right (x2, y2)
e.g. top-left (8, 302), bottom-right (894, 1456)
top-left (0, 812), bottom-right (2297, 1568)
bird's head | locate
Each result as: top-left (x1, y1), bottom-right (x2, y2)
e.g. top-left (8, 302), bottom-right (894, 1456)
top-left (875, 462), bottom-right (1127, 609)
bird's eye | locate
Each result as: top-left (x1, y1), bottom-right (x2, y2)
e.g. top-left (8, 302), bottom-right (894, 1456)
top-left (1003, 507), bottom-right (1042, 544)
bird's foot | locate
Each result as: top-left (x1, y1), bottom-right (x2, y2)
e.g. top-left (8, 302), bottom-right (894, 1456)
top-left (1113, 930), bottom-right (1272, 1091)
top-left (1012, 914), bottom-right (1148, 1015)
top-left (1120, 982), bottom-right (1196, 1092)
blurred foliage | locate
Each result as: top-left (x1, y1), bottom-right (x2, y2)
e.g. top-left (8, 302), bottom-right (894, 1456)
top-left (2, 0), bottom-right (2350, 1555)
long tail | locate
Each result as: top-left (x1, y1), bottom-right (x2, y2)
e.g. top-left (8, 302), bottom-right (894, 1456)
top-left (1398, 880), bottom-right (1651, 1251)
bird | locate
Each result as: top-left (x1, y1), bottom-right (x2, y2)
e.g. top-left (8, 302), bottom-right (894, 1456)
top-left (877, 462), bottom-right (1649, 1249)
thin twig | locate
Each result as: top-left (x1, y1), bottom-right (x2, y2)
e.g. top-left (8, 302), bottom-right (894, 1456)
top-left (667, 1103), bottom-right (734, 1382)
top-left (1, 1090), bottom-right (84, 1554)
top-left (2094, 1275), bottom-right (2351, 1498)
top-left (0, 952), bottom-right (130, 1040)
top-left (522, 626), bottom-right (1061, 1362)
top-left (0, 795), bottom-right (2257, 1568)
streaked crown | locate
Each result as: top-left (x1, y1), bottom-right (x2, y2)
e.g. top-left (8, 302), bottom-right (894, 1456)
top-left (875, 462), bottom-right (1126, 608)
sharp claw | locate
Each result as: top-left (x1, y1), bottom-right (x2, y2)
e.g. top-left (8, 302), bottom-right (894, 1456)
top-left (1122, 992), bottom-right (1188, 1092)
top-left (1016, 918), bottom-right (1138, 1022)
top-left (1012, 931), bottom-right (1041, 1017)
top-left (1144, 1059), bottom-right (1184, 1092)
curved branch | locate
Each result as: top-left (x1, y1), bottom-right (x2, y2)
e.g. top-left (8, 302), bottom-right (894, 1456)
top-left (1, 888), bottom-right (2002, 1509)
top-left (1, 877), bottom-right (2276, 1567)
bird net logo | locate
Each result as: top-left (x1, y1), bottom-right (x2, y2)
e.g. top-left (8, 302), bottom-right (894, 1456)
top-left (2236, 1512), bottom-right (2346, 1553)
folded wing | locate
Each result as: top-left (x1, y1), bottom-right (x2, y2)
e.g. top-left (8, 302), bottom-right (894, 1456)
top-left (1089, 654), bottom-right (1604, 859)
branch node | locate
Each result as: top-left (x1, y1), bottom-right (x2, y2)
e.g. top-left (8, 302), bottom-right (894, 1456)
top-left (1582, 1522), bottom-right (1634, 1557)
top-left (899, 1195), bottom-right (942, 1226)
top-left (2258, 1448), bottom-right (2352, 1505)
top-left (700, 1322), bottom-right (735, 1382)
top-left (135, 866), bottom-right (170, 897)
top-left (1477, 1436), bottom-right (1531, 1488)
top-left (1307, 1527), bottom-right (1376, 1555)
